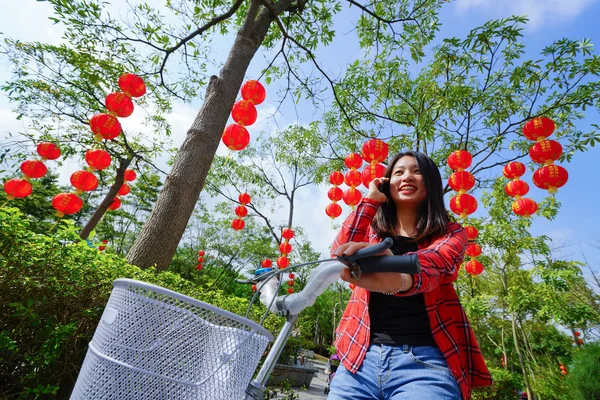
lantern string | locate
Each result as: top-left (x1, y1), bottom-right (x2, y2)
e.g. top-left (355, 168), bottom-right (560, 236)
top-left (48, 219), bottom-right (59, 233)
top-left (0, 199), bottom-right (9, 209)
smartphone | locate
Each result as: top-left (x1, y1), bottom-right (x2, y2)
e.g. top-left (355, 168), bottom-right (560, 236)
top-left (379, 180), bottom-right (390, 197)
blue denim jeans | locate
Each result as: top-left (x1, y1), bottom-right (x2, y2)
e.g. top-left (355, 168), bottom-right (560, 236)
top-left (328, 344), bottom-right (460, 399)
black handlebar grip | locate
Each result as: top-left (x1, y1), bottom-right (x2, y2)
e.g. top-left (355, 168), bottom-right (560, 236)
top-left (338, 237), bottom-right (394, 264)
top-left (356, 255), bottom-right (421, 275)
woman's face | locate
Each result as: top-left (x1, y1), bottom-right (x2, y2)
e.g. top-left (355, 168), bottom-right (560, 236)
top-left (388, 155), bottom-right (427, 207)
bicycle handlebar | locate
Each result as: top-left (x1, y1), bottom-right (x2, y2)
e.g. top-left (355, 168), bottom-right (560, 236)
top-left (259, 251), bottom-right (421, 316)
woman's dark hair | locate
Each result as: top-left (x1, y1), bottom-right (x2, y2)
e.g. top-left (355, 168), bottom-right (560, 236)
top-left (372, 151), bottom-right (449, 242)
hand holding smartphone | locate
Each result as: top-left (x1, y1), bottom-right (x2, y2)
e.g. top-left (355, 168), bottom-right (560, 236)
top-left (366, 177), bottom-right (389, 203)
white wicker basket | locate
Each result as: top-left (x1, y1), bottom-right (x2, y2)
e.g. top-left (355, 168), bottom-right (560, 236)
top-left (71, 279), bottom-right (273, 400)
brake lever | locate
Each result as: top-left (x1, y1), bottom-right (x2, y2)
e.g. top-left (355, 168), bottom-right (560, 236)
top-left (335, 237), bottom-right (394, 280)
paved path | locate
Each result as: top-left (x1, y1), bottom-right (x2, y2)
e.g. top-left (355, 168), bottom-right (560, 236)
top-left (295, 376), bottom-right (328, 400)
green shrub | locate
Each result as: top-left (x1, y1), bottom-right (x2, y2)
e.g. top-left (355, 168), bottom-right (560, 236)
top-left (567, 342), bottom-right (600, 400)
top-left (472, 367), bottom-right (523, 400)
top-left (0, 207), bottom-right (281, 399)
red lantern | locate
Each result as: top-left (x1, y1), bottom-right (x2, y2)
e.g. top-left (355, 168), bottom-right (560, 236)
top-left (361, 163), bottom-right (386, 188)
top-left (108, 197), bottom-right (121, 210)
top-left (449, 193), bottom-right (477, 219)
top-left (197, 257), bottom-right (204, 263)
top-left (241, 80), bottom-right (266, 105)
top-left (105, 92), bottom-right (134, 118)
top-left (288, 273), bottom-right (295, 279)
top-left (261, 259), bottom-right (272, 268)
top-left (329, 171), bottom-right (344, 186)
top-left (52, 193), bottom-right (83, 216)
top-left (222, 124), bottom-right (250, 151)
top-left (574, 331), bottom-right (581, 338)
top-left (3, 178), bottom-right (32, 199)
top-left (252, 284), bottom-right (257, 291)
top-left (344, 153), bottom-right (363, 170)
top-left (447, 150), bottom-right (473, 171)
top-left (20, 160), bottom-right (47, 179)
top-left (277, 256), bottom-right (290, 269)
top-left (232, 218), bottom-right (245, 230)
top-left (36, 142), bottom-right (61, 160)
top-left (325, 202), bottom-right (342, 219)
top-left (512, 198), bottom-right (538, 217)
top-left (503, 161), bottom-right (526, 179)
top-left (466, 243), bottom-right (482, 257)
top-left (343, 187), bottom-right (362, 207)
top-left (118, 184), bottom-right (131, 196)
top-left (287, 280), bottom-right (295, 287)
top-left (532, 165), bottom-right (568, 194)
top-left (448, 171), bottom-right (475, 193)
top-left (280, 242), bottom-right (292, 255)
top-left (118, 73), bottom-right (146, 98)
top-left (287, 287), bottom-right (294, 294)
top-left (465, 260), bottom-right (484, 275)
top-left (344, 170), bottom-right (362, 187)
top-left (522, 117), bottom-right (555, 141)
top-left (529, 140), bottom-right (562, 165)
top-left (231, 100), bottom-right (257, 126)
top-left (361, 139), bottom-right (389, 164)
top-left (504, 180), bottom-right (529, 198)
top-left (197, 264), bottom-right (203, 271)
top-left (85, 149), bottom-right (112, 171)
top-left (199, 250), bottom-right (205, 256)
top-left (282, 228), bottom-right (295, 240)
top-left (70, 170), bottom-right (99, 192)
top-left (124, 169), bottom-right (137, 182)
top-left (465, 225), bottom-right (478, 241)
top-left (349, 283), bottom-right (356, 290)
top-left (89, 113), bottom-right (122, 140)
top-left (328, 187), bottom-right (343, 202)
top-left (235, 205), bottom-right (248, 218)
top-left (239, 193), bottom-right (251, 204)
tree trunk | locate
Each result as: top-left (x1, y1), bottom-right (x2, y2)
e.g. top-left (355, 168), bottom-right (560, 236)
top-left (79, 158), bottom-right (130, 240)
top-left (512, 311), bottom-right (534, 400)
top-left (127, 0), bottom-right (293, 270)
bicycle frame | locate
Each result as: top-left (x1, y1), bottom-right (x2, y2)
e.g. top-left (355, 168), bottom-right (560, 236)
top-left (244, 260), bottom-right (346, 399)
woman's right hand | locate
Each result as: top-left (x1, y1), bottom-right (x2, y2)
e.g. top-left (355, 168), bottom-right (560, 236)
top-left (366, 177), bottom-right (389, 204)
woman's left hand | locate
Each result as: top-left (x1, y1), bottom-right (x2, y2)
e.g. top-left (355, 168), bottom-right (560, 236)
top-left (340, 269), bottom-right (412, 293)
top-left (332, 242), bottom-right (412, 293)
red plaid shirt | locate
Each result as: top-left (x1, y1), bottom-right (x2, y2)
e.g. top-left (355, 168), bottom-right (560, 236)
top-left (332, 198), bottom-right (492, 400)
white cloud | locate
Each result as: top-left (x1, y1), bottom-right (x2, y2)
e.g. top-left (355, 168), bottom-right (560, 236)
top-left (454, 0), bottom-right (598, 29)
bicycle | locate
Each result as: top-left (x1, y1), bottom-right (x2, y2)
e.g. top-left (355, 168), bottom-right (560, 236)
top-left (70, 237), bottom-right (420, 399)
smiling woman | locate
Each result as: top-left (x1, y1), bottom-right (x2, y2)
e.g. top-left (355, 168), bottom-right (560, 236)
top-left (329, 151), bottom-right (492, 400)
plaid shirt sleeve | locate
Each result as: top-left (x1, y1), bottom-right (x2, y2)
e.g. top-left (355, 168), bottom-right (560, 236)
top-left (331, 197), bottom-right (380, 255)
top-left (396, 222), bottom-right (468, 296)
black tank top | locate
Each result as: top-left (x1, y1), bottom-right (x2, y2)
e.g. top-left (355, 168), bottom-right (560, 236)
top-left (369, 236), bottom-right (435, 346)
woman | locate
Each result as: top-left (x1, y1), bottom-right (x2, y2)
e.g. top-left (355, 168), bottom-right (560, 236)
top-left (328, 151), bottom-right (491, 400)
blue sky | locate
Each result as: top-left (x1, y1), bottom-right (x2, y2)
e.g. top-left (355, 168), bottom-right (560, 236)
top-left (0, 0), bottom-right (599, 276)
